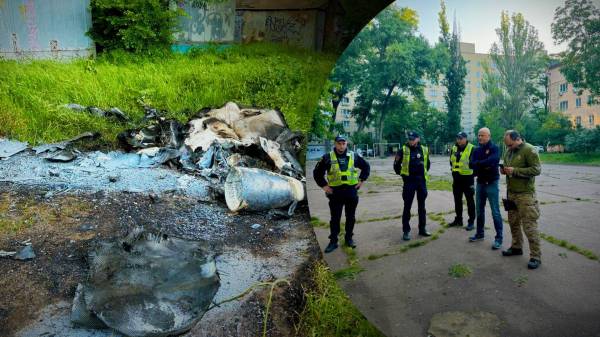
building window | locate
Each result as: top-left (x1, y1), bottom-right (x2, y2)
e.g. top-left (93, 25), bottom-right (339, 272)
top-left (576, 116), bottom-right (581, 126)
top-left (560, 100), bottom-right (568, 111)
top-left (476, 71), bottom-right (480, 78)
top-left (341, 97), bottom-right (350, 104)
top-left (342, 120), bottom-right (350, 128)
top-left (589, 115), bottom-right (595, 125)
top-left (559, 83), bottom-right (568, 93)
top-left (576, 98), bottom-right (582, 107)
top-left (430, 90), bottom-right (437, 97)
top-left (589, 96), bottom-right (595, 105)
top-left (476, 82), bottom-right (481, 88)
top-left (342, 109), bottom-right (351, 118)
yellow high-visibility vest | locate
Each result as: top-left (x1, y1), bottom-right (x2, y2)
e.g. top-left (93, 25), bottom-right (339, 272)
top-left (400, 145), bottom-right (429, 182)
top-left (450, 143), bottom-right (474, 175)
top-left (327, 151), bottom-right (359, 186)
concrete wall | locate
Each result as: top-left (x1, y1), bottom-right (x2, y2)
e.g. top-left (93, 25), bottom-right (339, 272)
top-left (0, 0), bottom-right (94, 59)
top-left (175, 0), bottom-right (236, 43)
top-left (235, 10), bottom-right (325, 50)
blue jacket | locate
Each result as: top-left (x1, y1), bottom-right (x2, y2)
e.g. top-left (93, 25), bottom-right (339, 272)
top-left (470, 141), bottom-right (500, 184)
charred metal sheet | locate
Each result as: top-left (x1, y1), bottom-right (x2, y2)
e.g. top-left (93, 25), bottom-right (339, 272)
top-left (33, 132), bottom-right (99, 154)
top-left (72, 230), bottom-right (219, 336)
top-left (0, 139), bottom-right (28, 159)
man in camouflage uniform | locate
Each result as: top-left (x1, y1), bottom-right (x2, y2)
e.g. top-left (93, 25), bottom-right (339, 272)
top-left (500, 130), bottom-right (542, 269)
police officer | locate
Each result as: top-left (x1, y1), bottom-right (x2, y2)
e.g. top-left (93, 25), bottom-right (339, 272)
top-left (313, 135), bottom-right (370, 253)
top-left (448, 131), bottom-right (475, 229)
top-left (393, 131), bottom-right (431, 241)
top-left (500, 130), bottom-right (542, 269)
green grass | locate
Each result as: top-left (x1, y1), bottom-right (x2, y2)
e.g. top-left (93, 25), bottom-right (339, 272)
top-left (539, 153), bottom-right (600, 166)
top-left (540, 232), bottom-right (599, 261)
top-left (0, 43), bottom-right (335, 146)
top-left (295, 261), bottom-right (385, 337)
top-left (448, 263), bottom-right (472, 278)
top-left (512, 275), bottom-right (528, 287)
top-left (427, 178), bottom-right (453, 191)
top-left (310, 217), bottom-right (328, 228)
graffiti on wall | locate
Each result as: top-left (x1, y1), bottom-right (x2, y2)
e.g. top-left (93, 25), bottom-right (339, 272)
top-left (235, 10), bottom-right (319, 49)
top-left (176, 0), bottom-right (235, 43)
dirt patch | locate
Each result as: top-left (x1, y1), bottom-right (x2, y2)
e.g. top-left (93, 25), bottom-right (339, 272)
top-left (0, 182), bottom-right (320, 337)
top-left (427, 311), bottom-right (501, 337)
top-left (0, 186), bottom-right (120, 336)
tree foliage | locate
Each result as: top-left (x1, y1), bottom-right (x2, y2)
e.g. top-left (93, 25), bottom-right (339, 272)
top-left (552, 0), bottom-right (600, 96)
top-left (566, 127), bottom-right (600, 153)
top-left (345, 7), bottom-right (443, 143)
top-left (481, 12), bottom-right (546, 129)
top-left (88, 0), bottom-right (183, 54)
top-left (438, 0), bottom-right (467, 142)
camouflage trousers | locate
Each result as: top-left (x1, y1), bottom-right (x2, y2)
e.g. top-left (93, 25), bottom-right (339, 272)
top-left (507, 192), bottom-right (541, 260)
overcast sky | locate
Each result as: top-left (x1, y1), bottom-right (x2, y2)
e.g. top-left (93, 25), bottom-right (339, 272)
top-left (393, 0), bottom-right (585, 54)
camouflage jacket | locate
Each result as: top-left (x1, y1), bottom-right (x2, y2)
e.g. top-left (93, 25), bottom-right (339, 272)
top-left (502, 142), bottom-right (541, 194)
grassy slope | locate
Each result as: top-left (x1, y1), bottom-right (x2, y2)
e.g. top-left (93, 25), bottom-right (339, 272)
top-left (0, 43), bottom-right (335, 146)
top-left (296, 261), bottom-right (385, 337)
top-left (539, 152), bottom-right (600, 166)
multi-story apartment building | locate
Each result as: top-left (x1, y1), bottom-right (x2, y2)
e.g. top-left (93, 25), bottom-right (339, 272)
top-left (548, 63), bottom-right (599, 128)
top-left (334, 90), bottom-right (376, 139)
top-left (423, 42), bottom-right (490, 137)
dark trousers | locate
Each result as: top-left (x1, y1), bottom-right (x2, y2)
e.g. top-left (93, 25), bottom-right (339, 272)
top-left (328, 191), bottom-right (359, 243)
top-left (402, 177), bottom-right (428, 233)
top-left (452, 175), bottom-right (475, 224)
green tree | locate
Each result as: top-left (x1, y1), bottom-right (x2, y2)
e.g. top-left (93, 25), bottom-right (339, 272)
top-left (552, 0), bottom-right (600, 96)
top-left (481, 12), bottom-right (546, 128)
top-left (88, 0), bottom-right (183, 53)
top-left (438, 1), bottom-right (467, 142)
top-left (349, 7), bottom-right (443, 145)
top-left (566, 127), bottom-right (600, 153)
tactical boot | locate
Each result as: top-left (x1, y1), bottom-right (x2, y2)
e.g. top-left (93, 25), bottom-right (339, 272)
top-left (527, 258), bottom-right (542, 269)
top-left (402, 232), bottom-right (411, 241)
top-left (502, 247), bottom-right (523, 256)
top-left (344, 238), bottom-right (357, 249)
top-left (324, 241), bottom-right (338, 253)
top-left (448, 219), bottom-right (463, 227)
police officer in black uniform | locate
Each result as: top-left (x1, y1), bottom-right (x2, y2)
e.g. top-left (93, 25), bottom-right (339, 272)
top-left (448, 131), bottom-right (476, 229)
top-left (393, 131), bottom-right (431, 241)
top-left (313, 135), bottom-right (370, 253)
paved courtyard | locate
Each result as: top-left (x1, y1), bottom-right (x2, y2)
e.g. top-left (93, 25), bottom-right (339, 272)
top-left (307, 155), bottom-right (600, 337)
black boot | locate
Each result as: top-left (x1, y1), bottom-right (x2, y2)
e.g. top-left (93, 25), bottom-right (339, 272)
top-left (324, 241), bottom-right (338, 253)
top-left (502, 247), bottom-right (523, 256)
top-left (448, 218), bottom-right (463, 227)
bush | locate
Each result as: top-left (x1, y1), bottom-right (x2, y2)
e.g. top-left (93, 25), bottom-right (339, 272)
top-left (88, 0), bottom-right (182, 54)
top-left (565, 127), bottom-right (600, 153)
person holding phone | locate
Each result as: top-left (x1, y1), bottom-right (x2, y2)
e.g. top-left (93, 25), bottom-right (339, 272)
top-left (313, 135), bottom-right (370, 253)
top-left (500, 130), bottom-right (542, 269)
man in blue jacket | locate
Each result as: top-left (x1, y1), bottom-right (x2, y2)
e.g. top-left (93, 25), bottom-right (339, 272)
top-left (468, 127), bottom-right (503, 249)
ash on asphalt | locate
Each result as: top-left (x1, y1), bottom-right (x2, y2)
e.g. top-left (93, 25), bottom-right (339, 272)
top-left (0, 152), bottom-right (318, 337)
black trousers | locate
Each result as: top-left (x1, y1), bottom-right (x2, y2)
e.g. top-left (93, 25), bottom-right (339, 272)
top-left (452, 175), bottom-right (475, 224)
top-left (402, 177), bottom-right (427, 233)
top-left (328, 189), bottom-right (359, 243)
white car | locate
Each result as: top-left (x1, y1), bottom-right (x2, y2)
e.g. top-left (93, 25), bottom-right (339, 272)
top-left (533, 145), bottom-right (544, 153)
